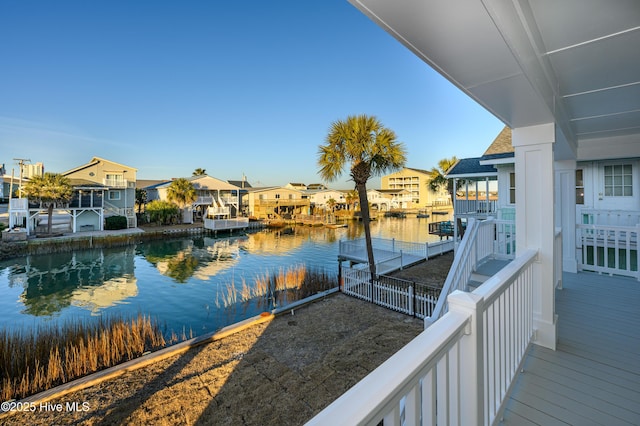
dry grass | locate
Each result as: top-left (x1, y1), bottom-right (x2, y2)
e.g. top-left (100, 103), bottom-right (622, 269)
top-left (216, 265), bottom-right (336, 310)
top-left (0, 315), bottom-right (166, 401)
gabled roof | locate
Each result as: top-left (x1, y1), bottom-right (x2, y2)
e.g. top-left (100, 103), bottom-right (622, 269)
top-left (188, 175), bottom-right (238, 191)
top-left (228, 180), bottom-right (252, 189)
top-left (446, 157), bottom-right (498, 180)
top-left (62, 157), bottom-right (137, 176)
top-left (137, 179), bottom-right (170, 189)
top-left (483, 127), bottom-right (513, 156)
top-left (138, 180), bottom-right (171, 190)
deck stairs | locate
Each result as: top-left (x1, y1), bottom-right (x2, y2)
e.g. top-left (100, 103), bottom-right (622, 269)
top-left (467, 258), bottom-right (512, 291)
top-left (426, 217), bottom-right (515, 326)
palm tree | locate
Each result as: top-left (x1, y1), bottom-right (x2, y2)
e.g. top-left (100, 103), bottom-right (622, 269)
top-left (22, 173), bottom-right (73, 235)
top-left (345, 190), bottom-right (358, 211)
top-left (166, 178), bottom-right (197, 223)
top-left (427, 157), bottom-right (460, 205)
top-left (318, 114), bottom-right (406, 277)
top-left (135, 188), bottom-right (147, 213)
top-left (192, 168), bottom-right (206, 176)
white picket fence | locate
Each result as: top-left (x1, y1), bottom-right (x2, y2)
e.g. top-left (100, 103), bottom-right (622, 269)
top-left (341, 267), bottom-right (441, 319)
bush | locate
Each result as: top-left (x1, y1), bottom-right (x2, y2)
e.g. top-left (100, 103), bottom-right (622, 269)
top-left (105, 215), bottom-right (128, 230)
top-left (146, 200), bottom-right (179, 225)
top-left (0, 222), bottom-right (6, 233)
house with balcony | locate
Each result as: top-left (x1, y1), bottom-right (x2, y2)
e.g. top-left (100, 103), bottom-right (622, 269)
top-left (367, 188), bottom-right (413, 211)
top-left (306, 188), bottom-right (347, 211)
top-left (9, 157), bottom-right (137, 234)
top-left (154, 175), bottom-right (242, 222)
top-left (62, 157), bottom-right (138, 230)
top-left (244, 186), bottom-right (310, 220)
top-left (309, 2), bottom-right (640, 425)
top-left (381, 167), bottom-right (450, 208)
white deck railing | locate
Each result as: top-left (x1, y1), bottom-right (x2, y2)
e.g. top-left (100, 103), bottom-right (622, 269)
top-left (577, 223), bottom-right (639, 279)
top-left (9, 198), bottom-right (28, 210)
top-left (309, 249), bottom-right (537, 426)
top-left (203, 217), bottom-right (249, 231)
top-left (579, 208), bottom-right (640, 227)
top-left (454, 199), bottom-right (497, 215)
top-left (339, 237), bottom-right (455, 260)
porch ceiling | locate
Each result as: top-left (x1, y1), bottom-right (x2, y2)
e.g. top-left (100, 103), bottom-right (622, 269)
top-left (349, 0), bottom-right (640, 161)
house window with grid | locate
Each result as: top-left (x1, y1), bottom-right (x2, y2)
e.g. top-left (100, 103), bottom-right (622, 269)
top-left (509, 172), bottom-right (516, 204)
top-left (576, 169), bottom-right (584, 204)
top-left (604, 164), bottom-right (632, 197)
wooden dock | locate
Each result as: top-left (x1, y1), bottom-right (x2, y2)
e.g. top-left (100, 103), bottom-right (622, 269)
top-left (338, 244), bottom-right (426, 275)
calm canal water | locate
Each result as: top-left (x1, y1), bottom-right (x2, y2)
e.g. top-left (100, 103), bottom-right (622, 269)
top-left (0, 217), bottom-right (449, 337)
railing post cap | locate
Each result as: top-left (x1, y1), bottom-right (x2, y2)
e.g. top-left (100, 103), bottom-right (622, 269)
top-left (448, 290), bottom-right (483, 310)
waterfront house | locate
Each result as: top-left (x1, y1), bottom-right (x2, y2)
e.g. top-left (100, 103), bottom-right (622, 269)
top-left (310, 2), bottom-right (640, 425)
top-left (155, 175), bottom-right (242, 222)
top-left (366, 188), bottom-right (413, 211)
top-left (10, 157), bottom-right (138, 234)
top-left (62, 157), bottom-right (138, 230)
top-left (381, 167), bottom-right (451, 208)
top-left (244, 186), bottom-right (310, 219)
top-left (306, 188), bottom-right (347, 211)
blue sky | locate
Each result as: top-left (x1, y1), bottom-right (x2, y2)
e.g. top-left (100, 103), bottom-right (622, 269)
top-left (0, 1), bottom-right (504, 189)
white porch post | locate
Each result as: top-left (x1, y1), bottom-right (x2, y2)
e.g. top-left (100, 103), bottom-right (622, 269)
top-left (555, 160), bottom-right (577, 273)
top-left (513, 123), bottom-right (557, 350)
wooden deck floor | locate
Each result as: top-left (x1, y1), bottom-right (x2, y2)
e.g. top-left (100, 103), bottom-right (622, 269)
top-left (503, 272), bottom-right (640, 425)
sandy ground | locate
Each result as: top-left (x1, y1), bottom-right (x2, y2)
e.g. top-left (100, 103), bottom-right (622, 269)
top-left (0, 253), bottom-right (453, 426)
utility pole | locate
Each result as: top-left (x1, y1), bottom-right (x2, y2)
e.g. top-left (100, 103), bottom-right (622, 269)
top-left (13, 158), bottom-right (31, 198)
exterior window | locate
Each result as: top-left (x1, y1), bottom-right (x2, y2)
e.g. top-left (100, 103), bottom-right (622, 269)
top-left (509, 172), bottom-right (516, 204)
top-left (259, 194), bottom-right (264, 200)
top-left (289, 194), bottom-right (293, 199)
top-left (576, 169), bottom-right (584, 204)
top-left (275, 194), bottom-right (280, 199)
top-left (105, 174), bottom-right (125, 186)
top-left (108, 191), bottom-right (121, 201)
top-left (604, 164), bottom-right (632, 196)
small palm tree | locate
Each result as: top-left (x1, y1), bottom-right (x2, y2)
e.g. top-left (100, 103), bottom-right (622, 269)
top-left (166, 178), bottom-right (197, 223)
top-left (427, 157), bottom-right (460, 205)
top-left (345, 190), bottom-right (358, 211)
top-left (22, 173), bottom-right (73, 235)
top-left (318, 114), bottom-right (406, 277)
top-left (192, 168), bottom-right (206, 176)
top-left (135, 188), bottom-right (147, 213)
top-left (326, 198), bottom-right (337, 213)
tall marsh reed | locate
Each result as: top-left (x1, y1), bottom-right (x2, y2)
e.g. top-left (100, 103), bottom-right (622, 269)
top-left (0, 315), bottom-right (166, 402)
top-left (216, 264), bottom-right (336, 310)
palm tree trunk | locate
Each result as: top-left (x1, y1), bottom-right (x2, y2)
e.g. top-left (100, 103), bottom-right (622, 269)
top-left (355, 182), bottom-right (376, 278)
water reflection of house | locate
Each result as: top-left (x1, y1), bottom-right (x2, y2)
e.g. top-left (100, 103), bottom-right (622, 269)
top-left (154, 238), bottom-right (242, 281)
top-left (71, 276), bottom-right (138, 314)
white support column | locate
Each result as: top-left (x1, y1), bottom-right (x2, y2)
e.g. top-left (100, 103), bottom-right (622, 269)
top-left (513, 123), bottom-right (557, 350)
top-left (555, 160), bottom-right (578, 273)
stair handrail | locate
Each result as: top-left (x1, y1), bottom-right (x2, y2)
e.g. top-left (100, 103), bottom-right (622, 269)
top-left (425, 217), bottom-right (497, 326)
